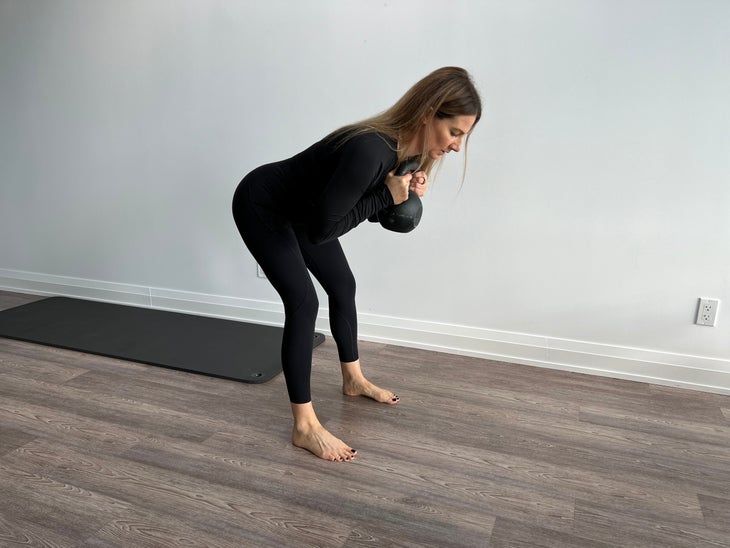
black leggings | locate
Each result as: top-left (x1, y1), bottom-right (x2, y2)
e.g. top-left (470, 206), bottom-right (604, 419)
top-left (232, 177), bottom-right (359, 404)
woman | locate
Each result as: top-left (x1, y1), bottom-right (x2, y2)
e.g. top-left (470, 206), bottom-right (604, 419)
top-left (233, 66), bottom-right (481, 461)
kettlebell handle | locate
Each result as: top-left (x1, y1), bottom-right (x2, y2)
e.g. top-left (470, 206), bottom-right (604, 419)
top-left (378, 158), bottom-right (423, 233)
top-left (394, 158), bottom-right (421, 177)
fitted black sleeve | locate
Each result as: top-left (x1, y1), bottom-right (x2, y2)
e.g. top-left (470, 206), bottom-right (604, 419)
top-left (307, 134), bottom-right (396, 244)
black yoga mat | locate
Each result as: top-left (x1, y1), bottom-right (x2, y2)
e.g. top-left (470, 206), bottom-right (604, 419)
top-left (0, 297), bottom-right (324, 383)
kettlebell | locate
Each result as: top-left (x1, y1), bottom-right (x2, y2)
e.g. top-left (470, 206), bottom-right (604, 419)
top-left (378, 158), bottom-right (423, 233)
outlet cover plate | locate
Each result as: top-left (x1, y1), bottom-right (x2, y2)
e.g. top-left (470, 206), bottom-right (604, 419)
top-left (696, 298), bottom-right (719, 326)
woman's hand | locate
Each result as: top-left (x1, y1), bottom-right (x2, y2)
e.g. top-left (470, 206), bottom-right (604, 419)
top-left (385, 170), bottom-right (412, 205)
top-left (409, 170), bottom-right (428, 197)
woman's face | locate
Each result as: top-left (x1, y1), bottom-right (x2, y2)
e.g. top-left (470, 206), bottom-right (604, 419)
top-left (423, 114), bottom-right (477, 159)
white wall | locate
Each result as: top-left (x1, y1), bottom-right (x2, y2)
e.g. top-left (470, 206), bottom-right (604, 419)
top-left (2, 0), bottom-right (729, 393)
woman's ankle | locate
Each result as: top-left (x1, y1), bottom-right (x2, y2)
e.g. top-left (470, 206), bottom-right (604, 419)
top-left (290, 401), bottom-right (320, 430)
top-left (340, 359), bottom-right (365, 382)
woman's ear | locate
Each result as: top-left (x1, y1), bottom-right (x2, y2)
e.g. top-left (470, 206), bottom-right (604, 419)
top-left (422, 107), bottom-right (435, 124)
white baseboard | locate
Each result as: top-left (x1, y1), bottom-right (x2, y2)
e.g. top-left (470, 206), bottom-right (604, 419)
top-left (2, 268), bottom-right (729, 395)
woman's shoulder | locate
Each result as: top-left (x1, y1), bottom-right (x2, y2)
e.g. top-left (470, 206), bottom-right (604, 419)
top-left (334, 129), bottom-right (397, 158)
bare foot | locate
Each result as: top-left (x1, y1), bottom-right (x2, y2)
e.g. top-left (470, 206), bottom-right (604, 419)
top-left (342, 377), bottom-right (400, 405)
top-left (341, 360), bottom-right (400, 404)
top-left (292, 423), bottom-right (357, 462)
top-left (290, 402), bottom-right (357, 462)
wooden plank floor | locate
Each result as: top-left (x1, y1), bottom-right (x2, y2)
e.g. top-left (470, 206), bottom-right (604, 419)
top-left (1, 289), bottom-right (729, 547)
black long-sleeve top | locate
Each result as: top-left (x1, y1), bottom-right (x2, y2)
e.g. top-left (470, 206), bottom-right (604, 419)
top-left (249, 131), bottom-right (398, 244)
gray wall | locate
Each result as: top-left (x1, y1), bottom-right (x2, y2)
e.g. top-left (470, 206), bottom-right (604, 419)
top-left (2, 0), bottom-right (729, 392)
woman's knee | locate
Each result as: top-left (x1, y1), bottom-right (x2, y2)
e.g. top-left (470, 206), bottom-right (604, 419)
top-left (286, 286), bottom-right (320, 322)
top-left (303, 289), bottom-right (320, 319)
top-left (329, 271), bottom-right (356, 306)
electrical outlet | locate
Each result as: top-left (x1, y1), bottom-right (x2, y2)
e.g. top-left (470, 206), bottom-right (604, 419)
top-left (256, 264), bottom-right (267, 279)
top-left (695, 298), bottom-right (719, 326)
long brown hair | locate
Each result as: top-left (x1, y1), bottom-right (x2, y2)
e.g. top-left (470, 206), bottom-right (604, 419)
top-left (329, 66), bottom-right (482, 177)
